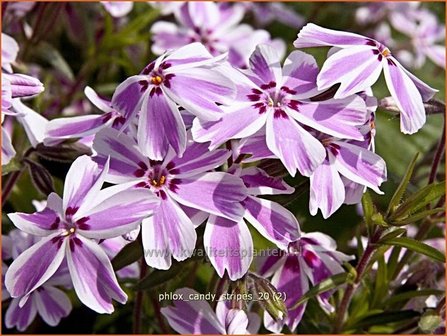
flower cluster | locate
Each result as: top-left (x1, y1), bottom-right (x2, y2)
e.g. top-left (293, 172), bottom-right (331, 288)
top-left (2, 2), bottom-right (444, 334)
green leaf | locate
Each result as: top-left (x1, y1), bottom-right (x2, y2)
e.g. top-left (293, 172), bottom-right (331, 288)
top-left (378, 228), bottom-right (407, 242)
top-left (391, 207), bottom-right (445, 225)
top-left (385, 289), bottom-right (444, 306)
top-left (386, 153), bottom-right (419, 216)
top-left (349, 310), bottom-right (420, 330)
top-left (36, 42), bottom-right (74, 81)
top-left (2, 159), bottom-right (22, 175)
top-left (361, 191), bottom-right (374, 233)
top-left (390, 181), bottom-right (445, 220)
top-left (111, 239), bottom-right (142, 271)
top-left (371, 256), bottom-right (388, 308)
top-left (290, 272), bottom-right (353, 310)
top-left (134, 262), bottom-right (187, 290)
top-left (380, 237), bottom-right (445, 263)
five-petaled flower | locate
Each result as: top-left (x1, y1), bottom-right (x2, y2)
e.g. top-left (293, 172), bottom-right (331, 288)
top-left (5, 155), bottom-right (159, 314)
top-left (111, 42), bottom-right (235, 160)
top-left (294, 23), bottom-right (438, 134)
top-left (193, 44), bottom-right (368, 177)
top-left (92, 128), bottom-right (247, 270)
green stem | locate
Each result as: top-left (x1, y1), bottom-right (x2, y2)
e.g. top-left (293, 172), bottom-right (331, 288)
top-left (333, 227), bottom-right (385, 333)
top-left (133, 241), bottom-right (147, 334)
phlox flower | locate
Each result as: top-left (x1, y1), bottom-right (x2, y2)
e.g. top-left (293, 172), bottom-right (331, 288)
top-left (258, 232), bottom-right (352, 333)
top-left (150, 2), bottom-right (285, 68)
top-left (112, 42), bottom-right (235, 160)
top-left (92, 128), bottom-right (247, 270)
top-left (193, 44), bottom-right (368, 177)
top-left (389, 8), bottom-right (445, 69)
top-left (294, 23), bottom-right (438, 134)
top-left (5, 155), bottom-right (159, 313)
top-left (204, 165), bottom-right (301, 280)
top-left (161, 288), bottom-right (260, 334)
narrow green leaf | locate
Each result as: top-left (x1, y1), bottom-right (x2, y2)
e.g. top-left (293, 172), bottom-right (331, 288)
top-left (378, 228), bottom-right (406, 242)
top-left (380, 237), bottom-right (445, 263)
top-left (111, 239), bottom-right (142, 271)
top-left (386, 153), bottom-right (419, 216)
top-left (349, 310), bottom-right (420, 330)
top-left (371, 256), bottom-right (388, 308)
top-left (361, 191), bottom-right (374, 229)
top-left (36, 42), bottom-right (74, 81)
top-left (290, 273), bottom-right (353, 310)
top-left (385, 289), bottom-right (444, 306)
top-left (387, 246), bottom-right (402, 282)
top-left (134, 262), bottom-right (186, 290)
top-left (391, 207), bottom-right (445, 225)
top-left (2, 159), bottom-right (22, 175)
top-left (390, 181), bottom-right (445, 220)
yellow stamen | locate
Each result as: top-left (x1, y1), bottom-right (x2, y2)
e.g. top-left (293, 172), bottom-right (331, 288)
top-left (381, 48), bottom-right (391, 57)
top-left (370, 120), bottom-right (376, 130)
top-left (151, 76), bottom-right (163, 85)
top-left (150, 176), bottom-right (166, 187)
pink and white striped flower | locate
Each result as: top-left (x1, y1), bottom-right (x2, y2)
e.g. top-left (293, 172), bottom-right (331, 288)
top-left (294, 23), bottom-right (438, 134)
top-left (5, 155), bottom-right (159, 314)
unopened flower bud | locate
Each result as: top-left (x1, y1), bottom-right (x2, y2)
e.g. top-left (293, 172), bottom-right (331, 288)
top-left (249, 273), bottom-right (287, 321)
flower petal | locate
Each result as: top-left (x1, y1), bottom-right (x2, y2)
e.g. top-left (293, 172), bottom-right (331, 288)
top-left (8, 194), bottom-right (63, 236)
top-left (226, 309), bottom-right (250, 334)
top-left (204, 215), bottom-right (253, 281)
top-left (192, 102), bottom-right (267, 150)
top-left (93, 127), bottom-right (149, 184)
top-left (332, 141), bottom-right (387, 193)
top-left (168, 141), bottom-right (230, 178)
top-left (247, 44), bottom-right (282, 86)
top-left (294, 23), bottom-right (367, 48)
top-left (5, 297), bottom-right (37, 332)
top-left (317, 46), bottom-right (383, 98)
top-left (243, 196), bottom-right (301, 250)
top-left (13, 100), bottom-right (48, 147)
top-left (150, 21), bottom-right (191, 55)
top-left (169, 172), bottom-right (247, 221)
top-left (282, 50), bottom-right (319, 97)
top-left (164, 67), bottom-right (235, 121)
top-left (239, 167), bottom-right (294, 195)
top-left (66, 235), bottom-right (127, 314)
top-left (1, 127), bottom-right (16, 166)
top-left (34, 286), bottom-right (72, 326)
top-left (142, 195), bottom-right (196, 269)
top-left (309, 157), bottom-right (345, 219)
top-left (161, 288), bottom-right (225, 334)
top-left (287, 95), bottom-right (367, 140)
top-left (111, 75), bottom-right (146, 120)
top-left (265, 113), bottom-right (325, 177)
top-left (5, 233), bottom-right (66, 298)
top-left (264, 256), bottom-right (309, 333)
top-left (63, 155), bottom-right (108, 213)
top-left (383, 58), bottom-right (427, 134)
top-left (45, 114), bottom-right (110, 145)
top-left (138, 89), bottom-right (186, 160)
top-left (75, 182), bottom-right (159, 239)
top-left (4, 73), bottom-right (44, 98)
